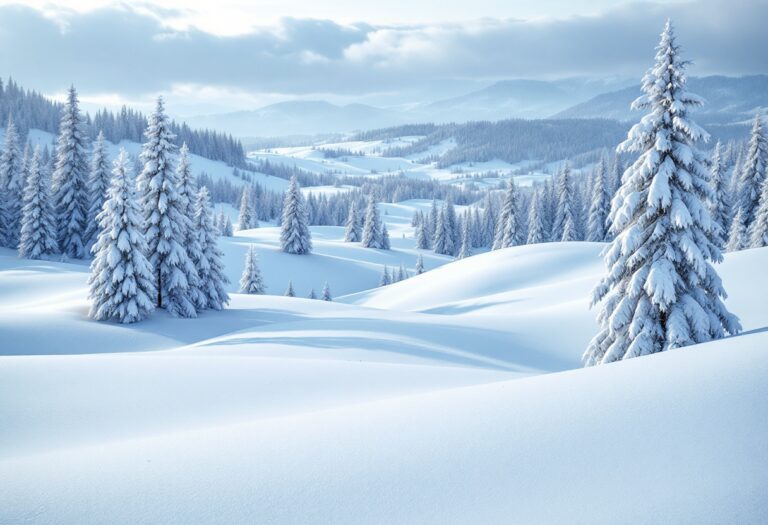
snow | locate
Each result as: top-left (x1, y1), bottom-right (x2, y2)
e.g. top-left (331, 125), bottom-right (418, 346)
top-left (1, 238), bottom-right (767, 524)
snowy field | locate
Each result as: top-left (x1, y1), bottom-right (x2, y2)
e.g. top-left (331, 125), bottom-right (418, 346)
top-left (1, 229), bottom-right (767, 523)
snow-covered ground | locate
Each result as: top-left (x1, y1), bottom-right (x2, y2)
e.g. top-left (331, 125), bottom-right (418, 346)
top-left (1, 230), bottom-right (767, 523)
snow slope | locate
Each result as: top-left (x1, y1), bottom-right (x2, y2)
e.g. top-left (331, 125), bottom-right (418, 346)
top-left (1, 244), bottom-right (766, 524)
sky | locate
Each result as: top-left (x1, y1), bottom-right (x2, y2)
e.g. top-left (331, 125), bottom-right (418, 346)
top-left (0, 0), bottom-right (766, 116)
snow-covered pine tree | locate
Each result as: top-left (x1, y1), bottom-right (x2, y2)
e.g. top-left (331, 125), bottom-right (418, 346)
top-left (587, 157), bottom-right (611, 242)
top-left (584, 20), bottom-right (741, 366)
top-left (137, 97), bottom-right (197, 317)
top-left (458, 215), bottom-right (472, 259)
top-left (222, 215), bottom-right (234, 237)
top-left (749, 177), bottom-right (768, 248)
top-left (238, 185), bottom-right (252, 230)
top-left (726, 207), bottom-right (746, 252)
top-left (445, 200), bottom-right (459, 253)
top-left (248, 185), bottom-right (260, 228)
top-left (361, 194), bottom-right (383, 248)
top-left (308, 288), bottom-right (317, 299)
top-left (428, 199), bottom-right (438, 240)
top-left (176, 143), bottom-right (206, 310)
top-left (481, 194), bottom-right (496, 248)
top-left (321, 281), bottom-right (332, 301)
top-left (18, 146), bottom-right (57, 259)
top-left (527, 188), bottom-right (547, 244)
top-left (738, 114), bottom-right (767, 234)
top-left (53, 86), bottom-right (90, 259)
top-left (415, 254), bottom-right (424, 275)
top-left (344, 200), bottom-right (361, 242)
top-left (0, 116), bottom-right (24, 248)
top-left (379, 265), bottom-right (391, 286)
top-left (493, 178), bottom-right (521, 249)
top-left (381, 222), bottom-right (391, 250)
top-left (285, 280), bottom-right (295, 297)
top-left (84, 131), bottom-right (111, 246)
top-left (553, 164), bottom-right (577, 242)
top-left (708, 141), bottom-right (731, 248)
top-left (416, 220), bottom-right (430, 249)
top-left (88, 149), bottom-right (156, 324)
top-left (433, 205), bottom-right (456, 256)
top-left (191, 186), bottom-right (230, 310)
top-left (280, 175), bottom-right (312, 254)
top-left (239, 245), bottom-right (266, 294)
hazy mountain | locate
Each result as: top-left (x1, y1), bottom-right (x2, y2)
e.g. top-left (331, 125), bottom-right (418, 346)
top-left (554, 75), bottom-right (768, 124)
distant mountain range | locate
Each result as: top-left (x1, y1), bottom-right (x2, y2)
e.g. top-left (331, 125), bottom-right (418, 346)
top-left (186, 75), bottom-right (767, 138)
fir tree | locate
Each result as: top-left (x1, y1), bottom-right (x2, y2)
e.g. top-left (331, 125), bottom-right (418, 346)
top-left (84, 131), bottom-right (111, 246)
top-left (553, 164), bottom-right (577, 242)
top-left (308, 288), bottom-right (317, 299)
top-left (191, 187), bottom-right (230, 310)
top-left (239, 245), bottom-right (266, 294)
top-left (458, 216), bottom-right (472, 259)
top-left (726, 207), bottom-right (747, 252)
top-left (416, 220), bottom-right (430, 249)
top-left (344, 200), bottom-right (361, 242)
top-left (238, 185), bottom-right (253, 230)
top-left (749, 178), bottom-right (768, 248)
top-left (18, 146), bottom-right (57, 259)
top-left (285, 280), bottom-right (295, 297)
top-left (222, 215), bottom-right (234, 237)
top-left (527, 188), bottom-right (547, 244)
top-left (137, 97), bottom-right (197, 317)
top-left (584, 21), bottom-right (741, 366)
top-left (53, 86), bottom-right (90, 259)
top-left (493, 178), bottom-right (521, 249)
top-left (738, 114), bottom-right (767, 233)
top-left (361, 195), bottom-right (383, 248)
top-left (379, 265), bottom-right (391, 286)
top-left (415, 254), bottom-right (425, 275)
top-left (381, 222), bottom-right (391, 250)
top-left (587, 157), bottom-right (611, 242)
top-left (88, 149), bottom-right (156, 324)
top-left (433, 205), bottom-right (455, 256)
top-left (280, 175), bottom-right (312, 254)
top-left (321, 281), bottom-right (332, 301)
top-left (176, 143), bottom-right (206, 310)
top-left (0, 116), bottom-right (23, 248)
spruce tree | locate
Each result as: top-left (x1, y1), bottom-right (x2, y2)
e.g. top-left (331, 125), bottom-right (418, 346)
top-left (176, 143), bottom-right (206, 310)
top-left (285, 280), bottom-right (295, 297)
top-left (0, 116), bottom-right (23, 248)
top-left (280, 175), bottom-right (312, 254)
top-left (88, 149), bottom-right (156, 324)
top-left (379, 265), bottom-right (391, 286)
top-left (493, 178), bottom-right (521, 249)
top-left (553, 165), bottom-right (577, 242)
top-left (222, 215), bottom-right (234, 237)
top-left (239, 245), bottom-right (266, 294)
top-left (749, 179), bottom-right (768, 248)
top-left (416, 220), bottom-right (430, 249)
top-left (308, 288), bottom-right (317, 299)
top-left (726, 207), bottom-right (746, 252)
top-left (527, 188), bottom-right (547, 244)
top-left (53, 86), bottom-right (90, 259)
top-left (381, 222), bottom-right (391, 250)
top-left (344, 200), bottom-right (361, 242)
top-left (708, 141), bottom-right (732, 249)
top-left (191, 187), bottom-right (230, 310)
top-left (584, 21), bottom-right (741, 366)
top-left (738, 114), bottom-right (767, 233)
top-left (361, 194), bottom-right (383, 248)
top-left (137, 97), bottom-right (197, 317)
top-left (18, 146), bottom-right (57, 259)
top-left (433, 205), bottom-right (455, 256)
top-left (458, 216), bottom-right (472, 259)
top-left (238, 185), bottom-right (253, 230)
top-left (587, 157), bottom-right (611, 242)
top-left (415, 254), bottom-right (424, 275)
top-left (84, 131), bottom-right (111, 246)
top-left (321, 281), bottom-right (332, 301)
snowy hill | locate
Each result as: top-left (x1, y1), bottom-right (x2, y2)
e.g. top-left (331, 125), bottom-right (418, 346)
top-left (1, 242), bottom-right (767, 524)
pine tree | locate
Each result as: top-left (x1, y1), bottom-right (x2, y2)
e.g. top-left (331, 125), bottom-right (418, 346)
top-left (726, 207), bottom-right (747, 252)
top-left (493, 178), bottom-right (521, 249)
top-left (445, 200), bottom-right (459, 253)
top-left (379, 265), bottom-right (391, 286)
top-left (381, 222), bottom-right (391, 250)
top-left (458, 216), bottom-right (472, 259)
top-left (285, 280), bottom-right (295, 297)
top-left (708, 141), bottom-right (731, 249)
top-left (738, 114), bottom-right (767, 233)
top-left (553, 165), bottom-right (577, 242)
top-left (0, 116), bottom-right (24, 248)
top-left (88, 149), bottom-right (156, 323)
top-left (587, 157), bottom-right (611, 242)
top-left (238, 185), bottom-right (253, 230)
top-left (584, 21), bottom-right (741, 366)
top-left (527, 188), bottom-right (547, 244)
top-left (321, 281), bottom-right (332, 301)
top-left (749, 178), bottom-right (768, 248)
top-left (239, 245), bottom-right (266, 294)
top-left (176, 143), bottom-right (206, 311)
top-left (53, 86), bottom-right (90, 258)
top-left (222, 215), bottom-right (234, 237)
top-left (433, 205), bottom-right (455, 256)
top-left (415, 254), bottom-right (424, 275)
top-left (191, 186), bottom-right (230, 310)
top-left (308, 288), bottom-right (317, 299)
top-left (84, 131), bottom-right (111, 246)
top-left (280, 175), bottom-right (312, 254)
top-left (18, 146), bottom-right (57, 259)
top-left (481, 194), bottom-right (496, 248)
top-left (361, 195), bottom-right (383, 248)
top-left (416, 220), bottom-right (430, 249)
top-left (344, 200), bottom-right (361, 242)
top-left (137, 97), bottom-right (197, 317)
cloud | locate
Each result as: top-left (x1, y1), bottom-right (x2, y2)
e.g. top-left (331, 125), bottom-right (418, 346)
top-left (0, 0), bottom-right (765, 109)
